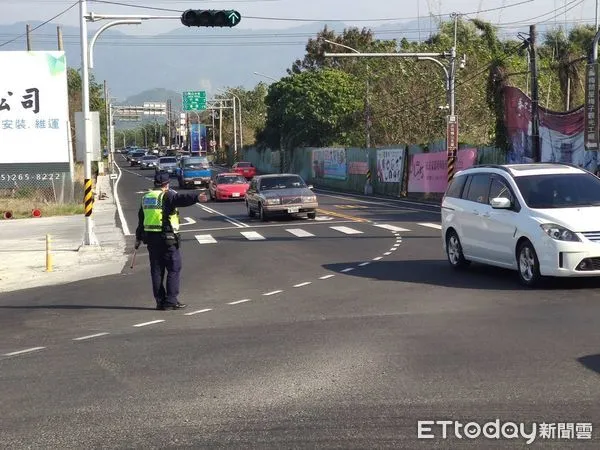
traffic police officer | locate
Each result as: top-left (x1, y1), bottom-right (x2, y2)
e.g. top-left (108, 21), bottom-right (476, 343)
top-left (135, 171), bottom-right (202, 310)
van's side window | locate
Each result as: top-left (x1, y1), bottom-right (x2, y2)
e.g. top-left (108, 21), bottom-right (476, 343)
top-left (464, 174), bottom-right (491, 204)
top-left (445, 175), bottom-right (467, 198)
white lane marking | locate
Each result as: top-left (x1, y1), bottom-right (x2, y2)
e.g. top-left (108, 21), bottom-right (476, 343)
top-left (319, 274), bottom-right (335, 280)
top-left (226, 219), bottom-right (244, 228)
top-left (358, 262), bottom-right (371, 267)
top-left (341, 267), bottom-right (355, 273)
top-left (390, 248), bottom-right (398, 251)
top-left (374, 224), bottom-right (411, 232)
top-left (263, 290), bottom-right (283, 296)
top-left (241, 231), bottom-right (266, 241)
top-left (393, 244), bottom-right (400, 248)
top-left (314, 216), bottom-right (334, 221)
top-left (113, 163), bottom-right (132, 236)
top-left (286, 228), bottom-right (315, 238)
top-left (373, 256), bottom-right (383, 261)
top-left (315, 189), bottom-right (441, 211)
top-left (3, 347), bottom-right (46, 356)
top-left (73, 332), bottom-right (109, 341)
top-left (418, 222), bottom-right (442, 230)
top-left (180, 217), bottom-right (196, 226)
top-left (294, 281), bottom-right (312, 287)
top-left (184, 308), bottom-right (213, 316)
top-left (330, 226), bottom-right (363, 235)
top-left (177, 219), bottom-right (354, 234)
top-left (195, 234), bottom-right (217, 244)
top-left (383, 252), bottom-right (392, 255)
top-left (197, 204), bottom-right (249, 228)
top-left (228, 299), bottom-right (251, 305)
top-left (133, 320), bottom-right (165, 328)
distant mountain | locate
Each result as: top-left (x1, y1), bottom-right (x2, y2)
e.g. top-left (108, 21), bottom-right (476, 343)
top-left (119, 88), bottom-right (183, 110)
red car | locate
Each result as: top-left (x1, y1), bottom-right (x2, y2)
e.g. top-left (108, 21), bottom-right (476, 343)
top-left (209, 173), bottom-right (249, 201)
top-left (232, 161), bottom-right (256, 179)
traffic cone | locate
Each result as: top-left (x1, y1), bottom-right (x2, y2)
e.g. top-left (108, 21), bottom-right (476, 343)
top-left (32, 209), bottom-right (42, 218)
top-left (3, 211), bottom-right (12, 219)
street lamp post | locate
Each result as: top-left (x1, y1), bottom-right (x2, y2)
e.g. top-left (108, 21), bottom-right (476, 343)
top-left (323, 39), bottom-right (371, 148)
top-left (253, 71), bottom-right (278, 82)
top-left (218, 88), bottom-right (243, 153)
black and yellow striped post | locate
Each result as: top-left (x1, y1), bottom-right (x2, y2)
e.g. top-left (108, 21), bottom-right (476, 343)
top-left (366, 168), bottom-right (372, 184)
top-left (447, 156), bottom-right (456, 183)
top-left (84, 178), bottom-right (93, 217)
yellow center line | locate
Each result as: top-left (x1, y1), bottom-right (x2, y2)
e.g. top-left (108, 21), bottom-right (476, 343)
top-left (317, 208), bottom-right (370, 223)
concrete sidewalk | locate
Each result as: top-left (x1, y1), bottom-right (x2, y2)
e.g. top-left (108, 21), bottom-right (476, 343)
top-left (0, 175), bottom-right (127, 293)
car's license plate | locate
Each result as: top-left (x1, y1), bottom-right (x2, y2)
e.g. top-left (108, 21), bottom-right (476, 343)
top-left (232, 192), bottom-right (240, 197)
top-left (194, 180), bottom-right (202, 185)
top-left (287, 207), bottom-right (299, 213)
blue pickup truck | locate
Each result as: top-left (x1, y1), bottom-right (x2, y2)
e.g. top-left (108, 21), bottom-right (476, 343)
top-left (177, 155), bottom-right (212, 189)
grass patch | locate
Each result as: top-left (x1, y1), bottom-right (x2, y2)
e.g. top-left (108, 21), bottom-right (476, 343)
top-left (0, 198), bottom-right (84, 219)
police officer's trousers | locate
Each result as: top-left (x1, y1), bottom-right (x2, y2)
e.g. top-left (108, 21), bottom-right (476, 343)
top-left (146, 234), bottom-right (182, 305)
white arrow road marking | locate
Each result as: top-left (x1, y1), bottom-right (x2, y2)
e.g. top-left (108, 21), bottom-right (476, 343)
top-left (180, 217), bottom-right (196, 226)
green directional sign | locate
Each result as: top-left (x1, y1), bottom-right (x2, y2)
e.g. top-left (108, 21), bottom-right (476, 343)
top-left (183, 90), bottom-right (206, 111)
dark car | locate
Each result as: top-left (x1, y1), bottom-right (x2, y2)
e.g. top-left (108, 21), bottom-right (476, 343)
top-left (129, 150), bottom-right (147, 166)
top-left (245, 174), bottom-right (318, 221)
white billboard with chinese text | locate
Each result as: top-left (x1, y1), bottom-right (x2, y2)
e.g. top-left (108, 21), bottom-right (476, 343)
top-left (0, 51), bottom-right (70, 165)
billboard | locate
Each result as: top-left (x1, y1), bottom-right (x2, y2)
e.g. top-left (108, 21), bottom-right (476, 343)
top-left (408, 148), bottom-right (477, 193)
top-left (0, 51), bottom-right (70, 175)
top-left (190, 123), bottom-right (207, 154)
top-left (311, 148), bottom-right (347, 180)
top-left (376, 148), bottom-right (405, 182)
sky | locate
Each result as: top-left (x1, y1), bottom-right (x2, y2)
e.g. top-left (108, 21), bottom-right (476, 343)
top-left (0, 0), bottom-right (598, 37)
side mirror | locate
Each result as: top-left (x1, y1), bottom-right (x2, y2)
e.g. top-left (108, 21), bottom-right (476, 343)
top-left (490, 197), bottom-right (511, 209)
top-left (308, 184), bottom-right (314, 190)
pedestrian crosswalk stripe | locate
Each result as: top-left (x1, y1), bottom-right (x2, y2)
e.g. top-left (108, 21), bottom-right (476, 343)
top-left (418, 222), bottom-right (442, 230)
top-left (374, 224), bottom-right (411, 232)
top-left (195, 234), bottom-right (217, 244)
top-left (330, 226), bottom-right (363, 235)
top-left (241, 231), bottom-right (266, 241)
top-left (286, 228), bottom-right (315, 238)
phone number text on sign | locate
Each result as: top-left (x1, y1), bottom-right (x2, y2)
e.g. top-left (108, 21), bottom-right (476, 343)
top-left (1, 172), bottom-right (63, 182)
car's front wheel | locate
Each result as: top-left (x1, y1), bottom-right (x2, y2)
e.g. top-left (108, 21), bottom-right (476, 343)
top-left (307, 211), bottom-right (317, 219)
top-left (446, 230), bottom-right (470, 269)
top-left (246, 201), bottom-right (256, 217)
top-left (517, 240), bottom-right (541, 287)
top-left (258, 203), bottom-right (268, 222)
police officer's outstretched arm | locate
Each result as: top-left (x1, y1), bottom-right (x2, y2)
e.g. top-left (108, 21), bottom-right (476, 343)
top-left (169, 190), bottom-right (204, 208)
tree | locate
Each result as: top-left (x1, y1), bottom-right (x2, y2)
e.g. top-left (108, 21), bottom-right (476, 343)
top-left (67, 68), bottom-right (107, 150)
top-left (260, 68), bottom-right (363, 149)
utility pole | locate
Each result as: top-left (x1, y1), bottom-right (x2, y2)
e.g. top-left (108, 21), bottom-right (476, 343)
top-left (57, 26), bottom-right (64, 51)
top-left (167, 99), bottom-right (172, 146)
top-left (103, 80), bottom-right (110, 167)
top-left (529, 24), bottom-right (540, 162)
top-left (219, 102), bottom-right (223, 150)
top-left (26, 24), bottom-right (32, 50)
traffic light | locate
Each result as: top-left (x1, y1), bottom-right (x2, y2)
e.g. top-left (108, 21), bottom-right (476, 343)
top-left (180, 9), bottom-right (241, 27)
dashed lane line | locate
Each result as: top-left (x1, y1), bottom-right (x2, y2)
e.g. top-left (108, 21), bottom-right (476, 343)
top-left (133, 320), bottom-right (165, 328)
top-left (228, 299), bottom-right (251, 305)
top-left (263, 290), bottom-right (283, 296)
top-left (184, 308), bottom-right (213, 316)
top-left (374, 224), bottom-right (411, 232)
top-left (358, 262), bottom-right (371, 267)
top-left (341, 267), bottom-right (355, 273)
top-left (293, 282), bottom-right (312, 287)
top-left (319, 274), bottom-right (335, 280)
top-left (373, 256), bottom-right (383, 261)
top-left (73, 332), bottom-right (110, 341)
top-left (3, 347), bottom-right (46, 357)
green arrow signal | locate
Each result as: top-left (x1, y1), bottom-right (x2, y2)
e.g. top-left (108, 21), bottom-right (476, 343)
top-left (228, 11), bottom-right (240, 24)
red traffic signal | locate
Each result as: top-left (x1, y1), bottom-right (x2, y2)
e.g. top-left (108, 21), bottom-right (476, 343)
top-left (180, 9), bottom-right (241, 27)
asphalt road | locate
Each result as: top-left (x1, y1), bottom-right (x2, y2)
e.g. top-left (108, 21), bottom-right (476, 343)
top-left (2, 154), bottom-right (600, 448)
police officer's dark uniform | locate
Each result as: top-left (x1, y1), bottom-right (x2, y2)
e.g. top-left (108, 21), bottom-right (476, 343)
top-left (135, 172), bottom-right (201, 310)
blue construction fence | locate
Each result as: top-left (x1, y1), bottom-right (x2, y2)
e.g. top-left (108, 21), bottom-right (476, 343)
top-left (240, 142), bottom-right (507, 197)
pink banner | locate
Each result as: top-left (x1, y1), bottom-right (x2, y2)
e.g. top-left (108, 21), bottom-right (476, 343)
top-left (408, 148), bottom-right (477, 193)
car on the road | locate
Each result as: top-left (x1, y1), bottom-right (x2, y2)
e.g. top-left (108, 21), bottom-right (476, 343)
top-left (245, 173), bottom-right (317, 221)
top-left (232, 161), bottom-right (256, 179)
top-left (441, 163), bottom-right (600, 287)
top-left (177, 155), bottom-right (212, 188)
top-left (209, 173), bottom-right (249, 201)
top-left (156, 156), bottom-right (178, 176)
top-left (139, 155), bottom-right (159, 170)
top-left (129, 150), bottom-right (147, 166)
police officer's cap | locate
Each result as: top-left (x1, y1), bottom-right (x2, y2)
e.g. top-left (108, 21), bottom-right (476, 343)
top-left (154, 172), bottom-right (170, 187)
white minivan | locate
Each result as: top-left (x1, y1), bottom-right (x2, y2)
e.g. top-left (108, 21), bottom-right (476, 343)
top-left (441, 163), bottom-right (600, 286)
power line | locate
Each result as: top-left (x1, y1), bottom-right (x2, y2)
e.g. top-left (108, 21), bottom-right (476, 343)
top-left (0, 0), bottom-right (79, 48)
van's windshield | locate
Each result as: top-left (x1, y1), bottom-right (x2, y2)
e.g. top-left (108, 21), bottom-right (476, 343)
top-left (515, 173), bottom-right (600, 208)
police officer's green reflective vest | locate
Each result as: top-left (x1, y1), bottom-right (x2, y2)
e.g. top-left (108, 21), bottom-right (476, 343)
top-left (142, 190), bottom-right (180, 233)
